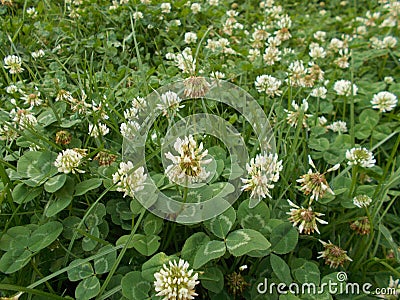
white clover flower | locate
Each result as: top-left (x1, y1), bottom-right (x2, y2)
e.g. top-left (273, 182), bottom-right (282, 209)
top-left (154, 259), bottom-right (199, 300)
top-left (335, 48), bottom-right (350, 69)
top-left (276, 14), bottom-right (292, 29)
top-left (241, 153), bottom-right (283, 199)
top-left (6, 84), bottom-right (19, 94)
top-left (89, 123), bottom-right (109, 138)
top-left (3, 55), bottom-right (24, 74)
top-left (54, 149), bottom-right (86, 174)
top-left (263, 46), bottom-right (281, 65)
top-left (0, 124), bottom-right (19, 141)
top-left (133, 11), bottom-right (143, 20)
top-left (384, 76), bottom-right (394, 84)
top-left (112, 162), bottom-right (147, 198)
top-left (254, 75), bottom-right (282, 97)
top-left (120, 120), bottom-right (140, 139)
top-left (184, 32), bottom-right (197, 44)
top-left (190, 3), bottom-right (201, 14)
top-left (371, 91), bottom-right (398, 112)
top-left (297, 156), bottom-right (340, 203)
top-left (346, 147), bottom-right (376, 168)
top-left (333, 79), bottom-right (358, 96)
top-left (209, 0), bottom-right (219, 5)
top-left (318, 116), bottom-right (328, 126)
top-left (171, 19), bottom-right (182, 27)
top-left (174, 48), bottom-right (196, 74)
top-left (287, 200), bottom-right (328, 234)
top-left (210, 71), bottom-right (225, 80)
top-left (287, 60), bottom-right (307, 87)
top-left (31, 49), bottom-right (45, 59)
top-left (165, 135), bottom-right (212, 185)
top-left (161, 2), bottom-right (171, 13)
top-left (309, 43), bottom-right (326, 59)
top-left (124, 97), bottom-right (146, 120)
top-left (314, 31), bottom-right (326, 42)
top-left (285, 99), bottom-right (312, 129)
top-left (206, 39), bottom-right (220, 52)
top-left (327, 120), bottom-right (348, 133)
top-left (21, 87), bottom-right (42, 107)
top-left (55, 89), bottom-right (73, 102)
top-left (248, 48), bottom-right (260, 61)
top-left (310, 86), bottom-right (327, 99)
top-left (26, 7), bottom-right (37, 18)
top-left (353, 194), bottom-right (372, 208)
top-left (10, 108), bottom-right (37, 127)
top-left (383, 36), bottom-right (397, 48)
top-left (329, 38), bottom-right (344, 52)
top-left (157, 91), bottom-right (184, 116)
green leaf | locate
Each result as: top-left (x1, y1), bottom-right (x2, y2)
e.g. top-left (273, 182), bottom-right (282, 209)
top-left (131, 234), bottom-right (161, 256)
top-left (121, 271), bottom-right (151, 300)
top-left (28, 221), bottom-right (63, 252)
top-left (0, 249), bottom-right (31, 274)
top-left (0, 226), bottom-right (31, 251)
top-left (17, 151), bottom-right (58, 186)
top-left (82, 226), bottom-right (100, 252)
top-left (193, 240), bottom-right (226, 269)
top-left (74, 178), bottom-right (103, 196)
top-left (308, 137), bottom-right (330, 151)
top-left (143, 213), bottom-right (163, 236)
top-left (44, 174), bottom-right (67, 193)
top-left (12, 183), bottom-right (42, 204)
top-left (181, 232), bottom-right (210, 266)
top-left (46, 196), bottom-right (72, 218)
top-left (46, 176), bottom-right (75, 217)
top-left (55, 176), bottom-right (75, 200)
top-left (94, 245), bottom-right (117, 274)
top-left (75, 276), bottom-right (100, 300)
top-left (85, 203), bottom-right (106, 228)
top-left (37, 108), bottom-right (58, 126)
top-left (203, 206), bottom-right (236, 239)
top-left (199, 267), bottom-right (224, 294)
top-left (237, 199), bottom-right (270, 233)
top-left (67, 259), bottom-right (94, 282)
top-left (359, 109), bottom-right (379, 128)
top-left (226, 229), bottom-right (271, 257)
top-left (141, 252), bottom-right (179, 282)
top-left (292, 262), bottom-right (320, 285)
top-left (270, 222), bottom-right (298, 254)
top-left (354, 124), bottom-right (372, 139)
top-left (62, 216), bottom-right (83, 240)
top-left (270, 254), bottom-right (292, 285)
top-left (379, 223), bottom-right (400, 261)
top-left (372, 124), bottom-right (392, 141)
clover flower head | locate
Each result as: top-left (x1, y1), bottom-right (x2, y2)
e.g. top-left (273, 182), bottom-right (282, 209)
top-left (4, 55), bottom-right (24, 74)
top-left (54, 148), bottom-right (86, 174)
top-left (317, 240), bottom-right (352, 268)
top-left (112, 162), bottom-right (147, 198)
top-left (165, 135), bottom-right (212, 185)
top-left (371, 91), bottom-right (397, 112)
top-left (297, 156), bottom-right (339, 203)
top-left (346, 147), bottom-right (375, 168)
top-left (287, 200), bottom-right (328, 234)
top-left (241, 153), bottom-right (283, 199)
top-left (154, 259), bottom-right (199, 300)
